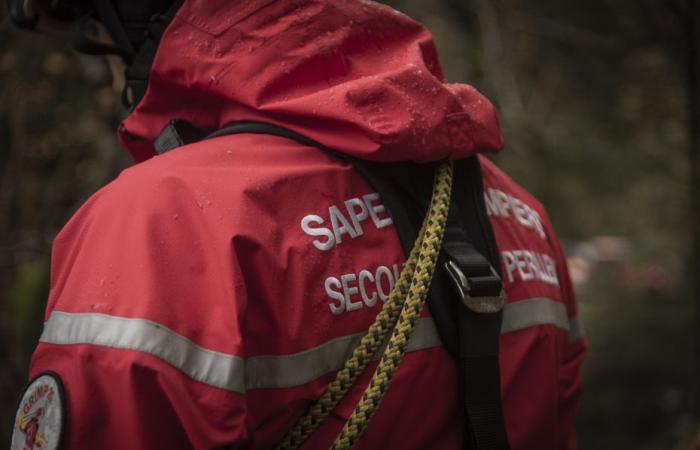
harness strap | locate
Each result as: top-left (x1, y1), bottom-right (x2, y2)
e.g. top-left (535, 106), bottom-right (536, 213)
top-left (450, 158), bottom-right (509, 450)
top-left (345, 156), bottom-right (510, 450)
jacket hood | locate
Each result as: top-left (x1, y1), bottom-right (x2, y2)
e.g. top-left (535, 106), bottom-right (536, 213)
top-left (118, 0), bottom-right (504, 163)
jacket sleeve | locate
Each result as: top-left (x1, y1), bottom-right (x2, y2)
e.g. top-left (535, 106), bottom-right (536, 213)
top-left (28, 167), bottom-right (250, 450)
top-left (550, 233), bottom-right (587, 450)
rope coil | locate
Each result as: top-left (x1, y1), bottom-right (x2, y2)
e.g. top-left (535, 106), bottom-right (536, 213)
top-left (277, 161), bottom-right (454, 450)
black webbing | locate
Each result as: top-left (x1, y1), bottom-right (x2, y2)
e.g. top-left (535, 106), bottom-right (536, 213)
top-left (161, 119), bottom-right (510, 450)
top-left (350, 155), bottom-right (510, 450)
top-left (154, 119), bottom-right (211, 153)
top-left (451, 158), bottom-right (510, 450)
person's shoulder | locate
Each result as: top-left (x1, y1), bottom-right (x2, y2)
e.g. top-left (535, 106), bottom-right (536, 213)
top-left (45, 141), bottom-right (251, 363)
top-left (108, 132), bottom-right (345, 202)
top-left (53, 140), bottom-right (234, 250)
top-left (56, 133), bottom-right (344, 245)
top-left (478, 156), bottom-right (577, 312)
top-left (79, 138), bottom-right (253, 221)
top-left (478, 154), bottom-right (564, 251)
top-left (108, 139), bottom-right (228, 202)
top-left (478, 155), bottom-right (547, 217)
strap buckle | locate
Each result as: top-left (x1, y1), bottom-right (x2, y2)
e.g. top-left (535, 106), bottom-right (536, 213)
top-left (444, 259), bottom-right (506, 313)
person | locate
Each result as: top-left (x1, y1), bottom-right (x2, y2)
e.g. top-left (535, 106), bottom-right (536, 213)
top-left (9, 0), bottom-right (586, 449)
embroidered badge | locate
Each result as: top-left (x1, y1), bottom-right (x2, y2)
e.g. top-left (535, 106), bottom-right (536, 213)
top-left (11, 372), bottom-right (65, 450)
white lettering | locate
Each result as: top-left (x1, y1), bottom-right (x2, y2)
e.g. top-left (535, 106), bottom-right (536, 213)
top-left (484, 188), bottom-right (546, 239)
top-left (511, 197), bottom-right (528, 226)
top-left (344, 198), bottom-right (369, 236)
top-left (500, 250), bottom-right (559, 287)
top-left (484, 189), bottom-right (500, 216)
top-left (301, 193), bottom-right (394, 250)
top-left (375, 265), bottom-right (395, 302)
top-left (497, 190), bottom-right (510, 216)
top-left (358, 270), bottom-right (377, 307)
top-left (329, 205), bottom-right (358, 244)
top-left (363, 193), bottom-right (393, 229)
top-left (514, 250), bottom-right (533, 281)
top-left (325, 263), bottom-right (403, 314)
top-left (325, 277), bottom-right (345, 315)
top-left (341, 273), bottom-right (362, 312)
top-left (301, 215), bottom-right (336, 252)
top-left (543, 254), bottom-right (558, 284)
top-left (525, 251), bottom-right (539, 280)
top-left (502, 250), bottom-right (517, 283)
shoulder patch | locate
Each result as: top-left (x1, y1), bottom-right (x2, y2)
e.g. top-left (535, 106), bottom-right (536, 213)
top-left (11, 372), bottom-right (65, 450)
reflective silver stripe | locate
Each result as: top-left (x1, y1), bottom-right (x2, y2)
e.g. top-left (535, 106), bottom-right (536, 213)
top-left (40, 300), bottom-right (580, 393)
top-left (501, 297), bottom-right (569, 334)
top-left (246, 317), bottom-right (442, 390)
top-left (39, 311), bottom-right (440, 393)
top-left (500, 297), bottom-right (584, 343)
top-left (40, 311), bottom-right (246, 392)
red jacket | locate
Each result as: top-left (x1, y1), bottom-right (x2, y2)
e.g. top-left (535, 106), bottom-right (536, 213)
top-left (28, 1), bottom-right (586, 449)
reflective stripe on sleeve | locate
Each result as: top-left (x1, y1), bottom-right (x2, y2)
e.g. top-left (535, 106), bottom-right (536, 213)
top-left (39, 311), bottom-right (440, 393)
top-left (40, 311), bottom-right (247, 392)
top-left (246, 317), bottom-right (441, 390)
top-left (500, 297), bottom-right (584, 343)
top-left (501, 297), bottom-right (568, 334)
top-left (39, 300), bottom-right (581, 392)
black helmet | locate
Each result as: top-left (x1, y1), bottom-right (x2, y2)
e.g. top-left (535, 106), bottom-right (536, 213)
top-left (8, 0), bottom-right (183, 107)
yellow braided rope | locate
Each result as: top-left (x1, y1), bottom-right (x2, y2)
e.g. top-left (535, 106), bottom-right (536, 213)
top-left (276, 161), bottom-right (453, 450)
top-left (276, 225), bottom-right (427, 449)
top-left (330, 161), bottom-right (453, 449)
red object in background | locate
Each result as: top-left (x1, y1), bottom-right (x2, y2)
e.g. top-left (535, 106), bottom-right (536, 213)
top-left (27, 1), bottom-right (586, 449)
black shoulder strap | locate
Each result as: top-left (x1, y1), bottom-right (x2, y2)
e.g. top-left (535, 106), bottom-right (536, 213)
top-left (156, 119), bottom-right (510, 450)
top-left (450, 158), bottom-right (510, 450)
top-left (350, 155), bottom-right (510, 450)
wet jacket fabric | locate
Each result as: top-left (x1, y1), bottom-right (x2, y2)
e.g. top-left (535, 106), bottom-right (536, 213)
top-left (27, 1), bottom-right (586, 449)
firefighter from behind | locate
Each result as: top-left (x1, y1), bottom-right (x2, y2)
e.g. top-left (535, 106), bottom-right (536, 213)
top-left (8, 0), bottom-right (586, 449)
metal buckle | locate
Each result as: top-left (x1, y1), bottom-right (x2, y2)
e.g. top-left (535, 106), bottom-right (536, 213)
top-left (444, 260), bottom-right (506, 313)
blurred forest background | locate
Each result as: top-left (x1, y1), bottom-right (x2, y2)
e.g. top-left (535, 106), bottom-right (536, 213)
top-left (1, 0), bottom-right (699, 449)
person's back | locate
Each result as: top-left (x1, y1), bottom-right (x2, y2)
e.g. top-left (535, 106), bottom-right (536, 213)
top-left (10, 1), bottom-right (586, 449)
